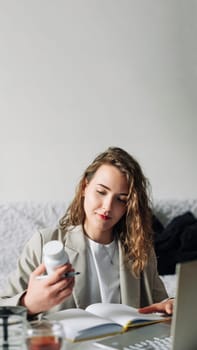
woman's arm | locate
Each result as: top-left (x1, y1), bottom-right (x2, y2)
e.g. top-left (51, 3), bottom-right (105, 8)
top-left (0, 229), bottom-right (75, 315)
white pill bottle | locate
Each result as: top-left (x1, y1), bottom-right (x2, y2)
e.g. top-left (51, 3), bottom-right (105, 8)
top-left (43, 240), bottom-right (69, 275)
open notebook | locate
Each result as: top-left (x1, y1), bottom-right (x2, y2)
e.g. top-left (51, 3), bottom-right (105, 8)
top-left (95, 259), bottom-right (197, 350)
top-left (47, 302), bottom-right (170, 342)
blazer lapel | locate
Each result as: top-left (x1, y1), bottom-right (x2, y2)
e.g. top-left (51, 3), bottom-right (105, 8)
top-left (64, 226), bottom-right (89, 308)
top-left (119, 242), bottom-right (141, 307)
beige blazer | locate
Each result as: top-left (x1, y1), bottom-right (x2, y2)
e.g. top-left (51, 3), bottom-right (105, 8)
top-left (0, 225), bottom-right (168, 315)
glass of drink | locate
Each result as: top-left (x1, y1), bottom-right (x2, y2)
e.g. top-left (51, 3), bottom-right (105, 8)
top-left (0, 306), bottom-right (27, 348)
top-left (26, 320), bottom-right (64, 350)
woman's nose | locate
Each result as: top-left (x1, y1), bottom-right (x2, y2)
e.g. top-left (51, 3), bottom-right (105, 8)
top-left (102, 196), bottom-right (113, 211)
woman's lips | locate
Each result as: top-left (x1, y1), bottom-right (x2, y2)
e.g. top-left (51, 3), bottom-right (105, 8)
top-left (99, 214), bottom-right (110, 221)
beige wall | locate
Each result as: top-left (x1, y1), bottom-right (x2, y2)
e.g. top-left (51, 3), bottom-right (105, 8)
top-left (0, 0), bottom-right (196, 202)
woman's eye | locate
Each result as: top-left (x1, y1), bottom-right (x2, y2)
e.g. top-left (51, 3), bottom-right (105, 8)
top-left (96, 190), bottom-right (105, 195)
top-left (117, 197), bottom-right (127, 204)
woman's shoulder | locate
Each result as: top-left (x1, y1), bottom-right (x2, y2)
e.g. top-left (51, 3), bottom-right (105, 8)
top-left (35, 226), bottom-right (65, 244)
top-left (35, 224), bottom-right (84, 244)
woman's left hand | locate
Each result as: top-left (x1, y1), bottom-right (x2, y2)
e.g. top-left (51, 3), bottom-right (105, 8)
top-left (138, 298), bottom-right (174, 315)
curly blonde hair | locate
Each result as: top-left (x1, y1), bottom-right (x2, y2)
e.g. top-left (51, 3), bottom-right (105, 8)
top-left (59, 147), bottom-right (153, 277)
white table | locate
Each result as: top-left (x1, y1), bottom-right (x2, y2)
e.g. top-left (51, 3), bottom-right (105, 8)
top-left (63, 339), bottom-right (100, 349)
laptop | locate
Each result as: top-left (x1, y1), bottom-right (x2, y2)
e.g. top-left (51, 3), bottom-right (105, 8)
top-left (94, 259), bottom-right (197, 350)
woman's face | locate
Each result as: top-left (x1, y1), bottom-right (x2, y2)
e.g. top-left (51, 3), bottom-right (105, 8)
top-left (83, 164), bottom-right (129, 243)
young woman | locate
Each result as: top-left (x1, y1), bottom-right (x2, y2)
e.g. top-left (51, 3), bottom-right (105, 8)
top-left (0, 147), bottom-right (173, 317)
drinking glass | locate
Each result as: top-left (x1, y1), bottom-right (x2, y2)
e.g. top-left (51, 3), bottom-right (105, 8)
top-left (26, 320), bottom-right (64, 350)
top-left (0, 306), bottom-right (27, 348)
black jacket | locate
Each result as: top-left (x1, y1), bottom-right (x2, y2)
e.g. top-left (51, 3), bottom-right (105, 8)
top-left (153, 212), bottom-right (197, 274)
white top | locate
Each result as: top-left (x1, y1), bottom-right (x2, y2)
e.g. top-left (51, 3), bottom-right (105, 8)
top-left (86, 237), bottom-right (120, 304)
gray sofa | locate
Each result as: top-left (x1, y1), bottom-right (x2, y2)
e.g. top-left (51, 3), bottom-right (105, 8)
top-left (1, 199), bottom-right (197, 297)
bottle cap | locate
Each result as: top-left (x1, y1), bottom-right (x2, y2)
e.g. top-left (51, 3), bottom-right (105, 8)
top-left (43, 241), bottom-right (68, 262)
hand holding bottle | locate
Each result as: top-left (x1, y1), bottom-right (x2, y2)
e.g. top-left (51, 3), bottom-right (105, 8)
top-left (20, 241), bottom-right (76, 315)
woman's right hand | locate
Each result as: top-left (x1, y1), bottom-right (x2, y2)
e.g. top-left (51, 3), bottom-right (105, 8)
top-left (20, 263), bottom-right (75, 315)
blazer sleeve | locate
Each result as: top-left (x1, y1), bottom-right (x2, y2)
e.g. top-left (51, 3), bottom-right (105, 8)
top-left (0, 230), bottom-right (43, 307)
top-left (139, 248), bottom-right (168, 307)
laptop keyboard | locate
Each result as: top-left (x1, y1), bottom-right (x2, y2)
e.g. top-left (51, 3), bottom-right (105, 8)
top-left (123, 336), bottom-right (172, 349)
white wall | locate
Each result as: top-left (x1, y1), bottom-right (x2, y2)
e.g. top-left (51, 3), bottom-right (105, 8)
top-left (0, 0), bottom-right (196, 203)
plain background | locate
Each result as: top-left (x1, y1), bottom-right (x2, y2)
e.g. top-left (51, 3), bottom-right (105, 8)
top-left (0, 0), bottom-right (196, 204)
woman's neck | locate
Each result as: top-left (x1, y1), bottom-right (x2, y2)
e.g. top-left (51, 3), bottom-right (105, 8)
top-left (83, 224), bottom-right (114, 244)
